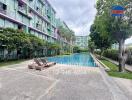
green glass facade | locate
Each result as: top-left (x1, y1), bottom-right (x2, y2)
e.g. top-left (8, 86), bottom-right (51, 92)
top-left (0, 0), bottom-right (57, 43)
top-left (56, 18), bottom-right (74, 53)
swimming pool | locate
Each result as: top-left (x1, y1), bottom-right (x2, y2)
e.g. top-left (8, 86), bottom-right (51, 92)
top-left (47, 53), bottom-right (96, 67)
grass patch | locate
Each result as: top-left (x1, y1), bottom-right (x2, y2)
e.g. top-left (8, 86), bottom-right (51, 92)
top-left (100, 59), bottom-right (132, 79)
top-left (0, 59), bottom-right (27, 67)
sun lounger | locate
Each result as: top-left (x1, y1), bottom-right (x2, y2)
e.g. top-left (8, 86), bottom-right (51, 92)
top-left (40, 58), bottom-right (56, 67)
top-left (33, 58), bottom-right (49, 70)
top-left (28, 63), bottom-right (37, 69)
top-left (28, 58), bottom-right (56, 71)
top-left (28, 58), bottom-right (48, 71)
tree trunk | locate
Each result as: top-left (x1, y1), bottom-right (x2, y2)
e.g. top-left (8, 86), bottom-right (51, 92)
top-left (100, 49), bottom-right (104, 59)
top-left (118, 39), bottom-right (126, 72)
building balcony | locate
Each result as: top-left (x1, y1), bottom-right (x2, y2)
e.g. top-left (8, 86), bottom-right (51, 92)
top-left (47, 10), bottom-right (51, 18)
top-left (18, 6), bottom-right (32, 19)
top-left (18, 0), bottom-right (32, 19)
top-left (0, 2), bottom-right (7, 15)
top-left (47, 26), bottom-right (51, 31)
top-left (28, 12), bottom-right (33, 18)
top-left (36, 23), bottom-right (42, 31)
top-left (17, 0), bottom-right (50, 23)
top-left (0, 8), bottom-right (6, 15)
top-left (47, 13), bottom-right (51, 18)
top-left (18, 6), bottom-right (26, 14)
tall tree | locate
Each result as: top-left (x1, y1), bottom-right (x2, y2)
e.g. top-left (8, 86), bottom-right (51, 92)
top-left (88, 39), bottom-right (96, 54)
top-left (90, 24), bottom-right (112, 57)
top-left (95, 0), bottom-right (132, 72)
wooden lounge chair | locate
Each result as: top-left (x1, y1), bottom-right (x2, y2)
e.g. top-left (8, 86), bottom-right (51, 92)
top-left (33, 58), bottom-right (48, 70)
top-left (40, 58), bottom-right (56, 67)
top-left (28, 63), bottom-right (37, 69)
top-left (28, 58), bottom-right (48, 71)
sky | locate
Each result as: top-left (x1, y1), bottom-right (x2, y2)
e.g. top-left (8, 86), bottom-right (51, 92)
top-left (49, 0), bottom-right (97, 36)
top-left (49, 0), bottom-right (132, 44)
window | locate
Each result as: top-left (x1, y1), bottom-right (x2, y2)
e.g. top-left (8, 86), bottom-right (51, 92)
top-left (0, 18), bottom-right (4, 27)
top-left (23, 16), bottom-right (30, 26)
top-left (0, 2), bottom-right (7, 14)
top-left (3, 3), bottom-right (7, 10)
top-left (18, 25), bottom-right (23, 30)
top-left (5, 20), bottom-right (14, 28)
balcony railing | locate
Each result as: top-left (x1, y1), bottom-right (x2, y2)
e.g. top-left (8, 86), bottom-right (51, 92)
top-left (18, 6), bottom-right (33, 19)
top-left (0, 8), bottom-right (6, 14)
top-left (28, 12), bottom-right (33, 18)
top-left (18, 6), bottom-right (27, 14)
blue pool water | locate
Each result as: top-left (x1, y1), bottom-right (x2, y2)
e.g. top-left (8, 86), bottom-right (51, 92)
top-left (47, 53), bottom-right (96, 67)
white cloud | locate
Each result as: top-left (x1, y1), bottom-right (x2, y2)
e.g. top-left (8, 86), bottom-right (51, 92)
top-left (125, 37), bottom-right (132, 44)
top-left (49, 0), bottom-right (97, 36)
top-left (49, 0), bottom-right (132, 43)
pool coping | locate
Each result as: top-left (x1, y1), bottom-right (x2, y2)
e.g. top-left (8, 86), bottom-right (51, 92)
top-left (90, 53), bottom-right (110, 71)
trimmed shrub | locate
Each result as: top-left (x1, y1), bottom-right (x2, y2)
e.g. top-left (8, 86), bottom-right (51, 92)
top-left (95, 49), bottom-right (132, 65)
top-left (0, 28), bottom-right (72, 61)
top-left (103, 49), bottom-right (118, 61)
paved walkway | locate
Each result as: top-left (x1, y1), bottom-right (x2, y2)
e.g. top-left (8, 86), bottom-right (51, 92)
top-left (0, 61), bottom-right (131, 100)
top-left (113, 77), bottom-right (132, 100)
top-left (103, 57), bottom-right (132, 72)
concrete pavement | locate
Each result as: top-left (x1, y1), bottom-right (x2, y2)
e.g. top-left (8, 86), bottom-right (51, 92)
top-left (113, 77), bottom-right (132, 100)
top-left (0, 61), bottom-right (131, 100)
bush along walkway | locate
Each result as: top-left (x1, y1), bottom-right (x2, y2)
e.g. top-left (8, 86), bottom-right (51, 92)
top-left (103, 57), bottom-right (132, 72)
top-left (100, 58), bottom-right (132, 80)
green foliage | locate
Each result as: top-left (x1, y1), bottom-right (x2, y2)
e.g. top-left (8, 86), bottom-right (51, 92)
top-left (0, 27), bottom-right (74, 61)
top-left (101, 59), bottom-right (132, 79)
top-left (45, 42), bottom-right (61, 56)
top-left (101, 59), bottom-right (118, 71)
top-left (58, 26), bottom-right (75, 42)
top-left (46, 42), bottom-right (60, 50)
top-left (94, 0), bottom-right (132, 71)
top-left (96, 49), bottom-right (132, 65)
top-left (79, 49), bottom-right (88, 52)
top-left (94, 50), bottom-right (101, 55)
top-left (103, 49), bottom-right (119, 61)
top-left (73, 46), bottom-right (81, 53)
top-left (88, 39), bottom-right (96, 53)
top-left (89, 24), bottom-right (112, 55)
top-left (95, 0), bottom-right (132, 42)
top-left (73, 46), bottom-right (88, 53)
top-left (0, 33), bottom-right (9, 47)
top-left (0, 28), bottom-right (65, 60)
top-left (62, 52), bottom-right (71, 55)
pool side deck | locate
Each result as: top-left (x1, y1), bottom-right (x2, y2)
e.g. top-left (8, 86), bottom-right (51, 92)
top-left (0, 60), bottom-right (130, 100)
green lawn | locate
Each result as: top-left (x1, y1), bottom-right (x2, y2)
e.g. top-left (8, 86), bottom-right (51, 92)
top-left (101, 59), bottom-right (132, 79)
top-left (0, 59), bottom-right (27, 67)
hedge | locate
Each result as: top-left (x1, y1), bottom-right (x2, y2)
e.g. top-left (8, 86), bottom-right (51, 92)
top-left (95, 48), bottom-right (132, 65)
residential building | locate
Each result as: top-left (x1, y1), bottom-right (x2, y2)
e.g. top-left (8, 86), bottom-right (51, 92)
top-left (0, 0), bottom-right (58, 43)
top-left (75, 36), bottom-right (89, 49)
top-left (111, 43), bottom-right (132, 50)
top-left (56, 18), bottom-right (75, 53)
top-left (0, 0), bottom-right (74, 58)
